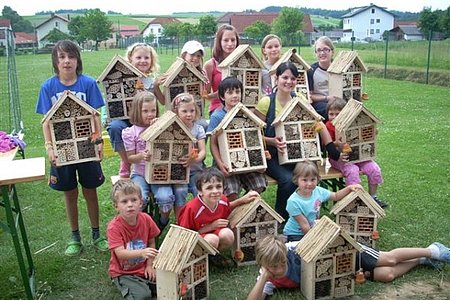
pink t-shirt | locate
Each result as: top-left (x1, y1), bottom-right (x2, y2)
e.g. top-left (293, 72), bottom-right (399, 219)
top-left (209, 59), bottom-right (223, 113)
top-left (122, 125), bottom-right (147, 176)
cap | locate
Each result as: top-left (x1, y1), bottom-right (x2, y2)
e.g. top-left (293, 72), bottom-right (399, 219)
top-left (181, 40), bottom-right (204, 55)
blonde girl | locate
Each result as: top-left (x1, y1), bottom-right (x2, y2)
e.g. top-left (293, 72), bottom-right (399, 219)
top-left (261, 34), bottom-right (282, 95)
top-left (171, 93), bottom-right (206, 197)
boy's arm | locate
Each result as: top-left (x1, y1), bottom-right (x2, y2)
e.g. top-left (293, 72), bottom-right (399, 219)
top-left (114, 245), bottom-right (158, 261)
top-left (145, 237), bottom-right (157, 281)
top-left (230, 190), bottom-right (259, 210)
top-left (93, 114), bottom-right (103, 159)
top-left (42, 120), bottom-right (57, 165)
top-left (210, 134), bottom-right (229, 175)
top-left (294, 214), bottom-right (311, 234)
top-left (247, 267), bottom-right (270, 300)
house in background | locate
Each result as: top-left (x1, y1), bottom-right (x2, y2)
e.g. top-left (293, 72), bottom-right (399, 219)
top-left (217, 12), bottom-right (315, 44)
top-left (341, 4), bottom-right (395, 41)
top-left (389, 21), bottom-right (424, 41)
top-left (118, 25), bottom-right (140, 38)
top-left (14, 32), bottom-right (37, 50)
top-left (141, 17), bottom-right (181, 45)
top-left (0, 19), bottom-right (12, 47)
top-left (35, 13), bottom-right (70, 48)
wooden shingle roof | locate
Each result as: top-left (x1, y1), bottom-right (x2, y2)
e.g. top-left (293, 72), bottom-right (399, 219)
top-left (211, 103), bottom-right (266, 135)
top-left (153, 225), bottom-right (217, 273)
top-left (272, 97), bottom-right (323, 126)
top-left (139, 110), bottom-right (195, 142)
top-left (269, 48), bottom-right (311, 76)
top-left (162, 57), bottom-right (208, 88)
top-left (295, 216), bottom-right (362, 263)
top-left (41, 90), bottom-right (99, 124)
top-left (97, 55), bottom-right (145, 82)
top-left (327, 51), bottom-right (368, 74)
top-left (228, 195), bottom-right (284, 228)
top-left (331, 98), bottom-right (380, 132)
top-left (218, 44), bottom-right (264, 69)
top-left (330, 188), bottom-right (386, 218)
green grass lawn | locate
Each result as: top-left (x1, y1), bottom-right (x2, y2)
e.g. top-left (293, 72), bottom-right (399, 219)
top-left (0, 48), bottom-right (449, 299)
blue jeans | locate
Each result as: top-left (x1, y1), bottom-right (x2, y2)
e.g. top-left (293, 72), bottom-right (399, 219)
top-left (188, 170), bottom-right (200, 197)
top-left (130, 174), bottom-right (150, 209)
top-left (150, 183), bottom-right (188, 214)
top-left (106, 119), bottom-right (131, 151)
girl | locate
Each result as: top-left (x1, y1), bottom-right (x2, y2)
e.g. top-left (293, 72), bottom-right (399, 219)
top-left (260, 34), bottom-right (282, 95)
top-left (171, 93), bottom-right (206, 197)
top-left (283, 160), bottom-right (362, 241)
top-left (307, 36), bottom-right (336, 119)
top-left (122, 91), bottom-right (188, 230)
top-left (204, 24), bottom-right (240, 116)
top-left (107, 42), bottom-right (164, 178)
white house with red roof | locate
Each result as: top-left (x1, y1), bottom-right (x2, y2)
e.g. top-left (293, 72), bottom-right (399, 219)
top-left (35, 13), bottom-right (70, 48)
top-left (141, 17), bottom-right (181, 44)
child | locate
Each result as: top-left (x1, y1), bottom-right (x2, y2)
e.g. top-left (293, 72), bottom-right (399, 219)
top-left (122, 91), bottom-right (188, 228)
top-left (171, 93), bottom-right (206, 197)
top-left (204, 24), bottom-right (240, 115)
top-left (36, 40), bottom-right (108, 256)
top-left (247, 238), bottom-right (450, 299)
top-left (207, 76), bottom-right (267, 201)
top-left (178, 167), bottom-right (259, 251)
top-left (107, 42), bottom-right (164, 179)
top-left (108, 180), bottom-right (160, 299)
top-left (260, 34), bottom-right (282, 95)
top-left (326, 98), bottom-right (388, 208)
top-left (247, 235), bottom-right (301, 300)
top-left (283, 160), bottom-right (362, 242)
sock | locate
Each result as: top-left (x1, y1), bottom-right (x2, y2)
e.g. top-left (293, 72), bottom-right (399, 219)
top-left (428, 244), bottom-right (440, 260)
top-left (419, 257), bottom-right (427, 264)
top-left (92, 227), bottom-right (100, 241)
top-left (71, 230), bottom-right (81, 242)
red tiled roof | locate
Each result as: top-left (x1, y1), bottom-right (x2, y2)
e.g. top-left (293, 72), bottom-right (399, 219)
top-left (0, 19), bottom-right (11, 27)
top-left (119, 25), bottom-right (140, 37)
top-left (14, 32), bottom-right (37, 44)
top-left (150, 17), bottom-right (181, 25)
top-left (394, 21), bottom-right (417, 27)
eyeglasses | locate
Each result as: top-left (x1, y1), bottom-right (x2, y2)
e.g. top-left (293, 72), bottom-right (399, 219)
top-left (315, 48), bottom-right (332, 54)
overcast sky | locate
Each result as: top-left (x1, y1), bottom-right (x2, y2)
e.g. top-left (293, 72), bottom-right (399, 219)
top-left (1, 0), bottom-right (447, 16)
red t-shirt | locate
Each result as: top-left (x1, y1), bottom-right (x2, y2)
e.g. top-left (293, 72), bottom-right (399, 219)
top-left (107, 212), bottom-right (160, 278)
top-left (178, 195), bottom-right (231, 234)
top-left (325, 120), bottom-right (336, 141)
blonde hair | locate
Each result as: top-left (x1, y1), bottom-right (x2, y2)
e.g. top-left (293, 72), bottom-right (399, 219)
top-left (313, 36), bottom-right (335, 52)
top-left (261, 34), bottom-right (282, 60)
top-left (171, 93), bottom-right (200, 121)
top-left (111, 180), bottom-right (142, 204)
top-left (128, 91), bottom-right (159, 126)
top-left (292, 160), bottom-right (320, 184)
top-left (326, 97), bottom-right (346, 113)
top-left (255, 236), bottom-right (287, 267)
top-left (126, 42), bottom-right (160, 74)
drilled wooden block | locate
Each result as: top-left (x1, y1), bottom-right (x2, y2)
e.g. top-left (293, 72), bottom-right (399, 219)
top-left (54, 121), bottom-right (73, 141)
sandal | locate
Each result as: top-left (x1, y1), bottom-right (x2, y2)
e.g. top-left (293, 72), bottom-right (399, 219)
top-left (93, 237), bottom-right (109, 252)
top-left (65, 241), bottom-right (83, 256)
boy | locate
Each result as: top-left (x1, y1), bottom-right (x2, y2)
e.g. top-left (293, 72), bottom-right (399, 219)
top-left (207, 76), bottom-right (267, 201)
top-left (36, 40), bottom-right (108, 256)
top-left (108, 180), bottom-right (160, 299)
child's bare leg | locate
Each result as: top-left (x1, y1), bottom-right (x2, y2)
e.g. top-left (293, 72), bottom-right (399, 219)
top-left (368, 183), bottom-right (377, 196)
top-left (64, 188), bottom-right (79, 232)
top-left (203, 233), bottom-right (220, 249)
top-left (82, 187), bottom-right (100, 229)
top-left (378, 248), bottom-right (431, 266)
top-left (373, 259), bottom-right (420, 282)
top-left (217, 228), bottom-right (235, 251)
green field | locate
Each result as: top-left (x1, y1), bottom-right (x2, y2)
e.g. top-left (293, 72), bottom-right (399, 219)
top-left (0, 47), bottom-right (449, 299)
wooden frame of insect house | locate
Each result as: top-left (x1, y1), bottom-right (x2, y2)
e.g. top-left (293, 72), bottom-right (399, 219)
top-left (228, 195), bottom-right (284, 266)
top-left (271, 97), bottom-right (323, 165)
top-left (218, 44), bottom-right (264, 108)
top-left (332, 98), bottom-right (380, 163)
top-left (97, 55), bottom-right (146, 121)
top-left (211, 103), bottom-right (267, 174)
top-left (296, 216), bottom-right (362, 300)
top-left (42, 90), bottom-right (101, 166)
top-left (140, 111), bottom-right (195, 184)
top-left (269, 48), bottom-right (311, 100)
top-left (162, 57), bottom-right (208, 116)
top-left (327, 51), bottom-right (368, 101)
top-left (331, 189), bottom-right (385, 248)
top-left (153, 225), bottom-right (218, 300)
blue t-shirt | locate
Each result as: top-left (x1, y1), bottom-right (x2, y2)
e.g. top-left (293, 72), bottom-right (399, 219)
top-left (190, 123), bottom-right (206, 172)
top-left (206, 107), bottom-right (227, 135)
top-left (36, 74), bottom-right (104, 114)
top-left (284, 186), bottom-right (332, 236)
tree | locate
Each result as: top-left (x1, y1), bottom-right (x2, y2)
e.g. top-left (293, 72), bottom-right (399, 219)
top-left (78, 9), bottom-right (112, 50)
top-left (178, 22), bottom-right (196, 38)
top-left (162, 22), bottom-right (181, 38)
top-left (68, 16), bottom-right (86, 44)
top-left (1, 6), bottom-right (34, 33)
top-left (418, 7), bottom-right (442, 38)
top-left (271, 7), bottom-right (305, 46)
top-left (196, 15), bottom-right (217, 38)
top-left (244, 20), bottom-right (271, 41)
top-left (46, 28), bottom-right (71, 44)
top-left (439, 7), bottom-right (450, 38)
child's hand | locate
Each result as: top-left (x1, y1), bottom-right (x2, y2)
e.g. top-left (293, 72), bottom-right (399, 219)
top-left (217, 161), bottom-right (230, 176)
top-left (47, 148), bottom-right (58, 166)
top-left (349, 184), bottom-right (363, 192)
top-left (211, 218), bottom-right (229, 229)
top-left (273, 136), bottom-right (286, 153)
top-left (144, 265), bottom-right (156, 281)
top-left (338, 152), bottom-right (349, 163)
top-left (179, 155), bottom-right (191, 167)
top-left (142, 149), bottom-right (151, 161)
top-left (141, 247), bottom-right (159, 259)
top-left (243, 190), bottom-right (259, 203)
top-left (149, 118), bottom-right (158, 126)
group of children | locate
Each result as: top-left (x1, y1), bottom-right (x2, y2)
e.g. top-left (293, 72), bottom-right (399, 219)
top-left (36, 30), bottom-right (448, 299)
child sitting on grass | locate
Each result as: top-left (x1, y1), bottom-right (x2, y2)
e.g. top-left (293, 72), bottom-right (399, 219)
top-left (108, 180), bottom-right (160, 299)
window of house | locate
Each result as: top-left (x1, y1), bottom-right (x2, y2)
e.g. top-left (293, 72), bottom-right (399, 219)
top-left (376, 19), bottom-right (380, 23)
top-left (376, 29), bottom-right (380, 33)
top-left (158, 28), bottom-right (161, 33)
top-left (370, 19), bottom-right (374, 24)
top-left (55, 21), bottom-right (59, 28)
top-left (370, 29), bottom-right (374, 34)
top-left (371, 8), bottom-right (375, 13)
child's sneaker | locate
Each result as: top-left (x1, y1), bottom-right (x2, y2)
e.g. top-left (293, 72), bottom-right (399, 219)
top-left (421, 257), bottom-right (445, 270)
top-left (65, 240), bottom-right (83, 256)
top-left (119, 160), bottom-right (130, 178)
top-left (373, 196), bottom-right (388, 208)
top-left (93, 237), bottom-right (109, 252)
top-left (430, 242), bottom-right (450, 264)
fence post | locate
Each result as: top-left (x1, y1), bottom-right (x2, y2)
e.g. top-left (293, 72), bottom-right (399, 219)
top-left (384, 36), bottom-right (388, 79)
top-left (426, 30), bottom-right (432, 85)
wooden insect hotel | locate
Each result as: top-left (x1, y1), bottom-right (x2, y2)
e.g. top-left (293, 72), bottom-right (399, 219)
top-left (269, 48), bottom-right (311, 100)
top-left (331, 189), bottom-right (385, 248)
top-left (140, 111), bottom-right (195, 184)
top-left (332, 98), bottom-right (380, 163)
top-left (162, 57), bottom-right (208, 116)
top-left (153, 225), bottom-right (218, 300)
top-left (228, 195), bottom-right (284, 266)
top-left (218, 44), bottom-right (264, 108)
top-left (296, 216), bottom-right (362, 300)
top-left (211, 103), bottom-right (266, 174)
top-left (97, 55), bottom-right (146, 121)
top-left (327, 51), bottom-right (368, 101)
top-left (42, 90), bottom-right (101, 166)
top-left (271, 97), bottom-right (323, 165)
